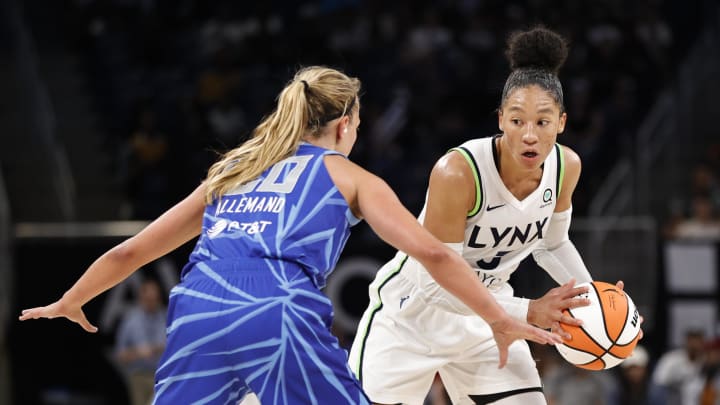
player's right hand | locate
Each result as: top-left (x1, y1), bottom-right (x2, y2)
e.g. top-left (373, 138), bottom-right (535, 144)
top-left (489, 315), bottom-right (563, 368)
top-left (19, 299), bottom-right (98, 333)
top-left (527, 278), bottom-right (590, 333)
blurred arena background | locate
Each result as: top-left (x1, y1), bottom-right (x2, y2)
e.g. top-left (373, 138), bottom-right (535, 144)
top-left (1, 0), bottom-right (719, 404)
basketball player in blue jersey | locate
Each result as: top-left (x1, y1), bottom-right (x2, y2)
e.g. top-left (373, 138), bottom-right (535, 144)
top-left (19, 66), bottom-right (562, 404)
top-left (349, 27), bottom-right (641, 405)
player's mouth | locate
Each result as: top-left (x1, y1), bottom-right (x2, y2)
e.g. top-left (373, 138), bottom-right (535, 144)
top-left (519, 150), bottom-right (542, 166)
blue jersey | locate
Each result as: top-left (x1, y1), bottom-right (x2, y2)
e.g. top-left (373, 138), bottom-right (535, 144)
top-left (155, 143), bottom-right (370, 404)
top-left (184, 143), bottom-right (361, 288)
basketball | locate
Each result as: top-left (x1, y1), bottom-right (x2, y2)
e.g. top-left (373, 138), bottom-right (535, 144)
top-left (555, 281), bottom-right (642, 370)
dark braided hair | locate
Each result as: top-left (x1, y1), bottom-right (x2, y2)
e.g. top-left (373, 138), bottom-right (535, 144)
top-left (500, 26), bottom-right (569, 113)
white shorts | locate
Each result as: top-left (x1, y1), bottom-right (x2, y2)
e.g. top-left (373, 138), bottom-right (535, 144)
top-left (348, 255), bottom-right (542, 405)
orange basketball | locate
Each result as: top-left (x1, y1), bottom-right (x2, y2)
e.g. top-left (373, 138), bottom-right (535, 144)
top-left (555, 281), bottom-right (642, 370)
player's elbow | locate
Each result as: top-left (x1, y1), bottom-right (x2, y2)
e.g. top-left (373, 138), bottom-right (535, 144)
top-left (106, 240), bottom-right (138, 265)
top-left (418, 244), bottom-right (454, 270)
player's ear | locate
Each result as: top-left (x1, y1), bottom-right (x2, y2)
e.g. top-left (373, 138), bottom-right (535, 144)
top-left (497, 110), bottom-right (504, 132)
top-left (336, 116), bottom-right (350, 140)
top-left (557, 112), bottom-right (567, 134)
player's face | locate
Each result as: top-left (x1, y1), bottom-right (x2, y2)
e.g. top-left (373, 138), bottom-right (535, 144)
top-left (498, 85), bottom-right (567, 170)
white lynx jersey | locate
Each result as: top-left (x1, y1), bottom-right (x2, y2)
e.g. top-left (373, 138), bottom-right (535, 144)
top-left (401, 135), bottom-right (566, 313)
top-left (453, 135), bottom-right (564, 286)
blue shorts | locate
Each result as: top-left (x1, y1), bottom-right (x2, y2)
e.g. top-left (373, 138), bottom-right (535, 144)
top-left (153, 259), bottom-right (369, 405)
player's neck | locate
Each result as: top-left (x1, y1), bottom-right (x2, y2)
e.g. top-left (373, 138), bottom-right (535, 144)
top-left (303, 135), bottom-right (337, 151)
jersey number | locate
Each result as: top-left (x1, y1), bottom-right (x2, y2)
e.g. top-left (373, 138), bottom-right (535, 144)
top-left (231, 155), bottom-right (312, 194)
top-left (476, 250), bottom-right (510, 270)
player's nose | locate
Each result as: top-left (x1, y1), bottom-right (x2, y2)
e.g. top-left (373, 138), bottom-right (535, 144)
top-left (522, 125), bottom-right (539, 144)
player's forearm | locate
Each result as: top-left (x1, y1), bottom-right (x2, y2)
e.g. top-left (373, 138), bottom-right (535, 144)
top-left (61, 242), bottom-right (143, 306)
top-left (533, 208), bottom-right (592, 285)
top-left (533, 240), bottom-right (592, 285)
top-left (63, 189), bottom-right (204, 307)
top-left (422, 250), bottom-right (508, 324)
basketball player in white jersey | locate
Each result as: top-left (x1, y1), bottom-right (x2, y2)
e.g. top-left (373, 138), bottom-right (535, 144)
top-left (349, 27), bottom-right (607, 405)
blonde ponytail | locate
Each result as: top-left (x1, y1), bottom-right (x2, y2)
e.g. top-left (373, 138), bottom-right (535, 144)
top-left (204, 66), bottom-right (361, 203)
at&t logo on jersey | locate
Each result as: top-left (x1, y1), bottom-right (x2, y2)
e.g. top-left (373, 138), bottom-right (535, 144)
top-left (206, 219), bottom-right (273, 238)
top-left (207, 219), bottom-right (229, 238)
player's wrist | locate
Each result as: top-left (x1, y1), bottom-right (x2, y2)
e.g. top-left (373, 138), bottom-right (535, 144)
top-left (526, 299), bottom-right (541, 326)
top-left (487, 313), bottom-right (513, 329)
top-left (59, 291), bottom-right (86, 310)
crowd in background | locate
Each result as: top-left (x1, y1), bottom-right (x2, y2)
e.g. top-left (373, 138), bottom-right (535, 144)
top-left (56, 0), bottom-right (700, 223)
top-left (112, 278), bottom-right (166, 405)
top-left (664, 140), bottom-right (720, 242)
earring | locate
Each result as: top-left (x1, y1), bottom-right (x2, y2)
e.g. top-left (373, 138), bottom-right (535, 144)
top-left (344, 128), bottom-right (348, 133)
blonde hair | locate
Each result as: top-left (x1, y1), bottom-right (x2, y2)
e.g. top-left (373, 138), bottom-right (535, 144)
top-left (204, 66), bottom-right (361, 203)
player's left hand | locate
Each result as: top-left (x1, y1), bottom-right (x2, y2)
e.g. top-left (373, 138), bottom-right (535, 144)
top-left (613, 279), bottom-right (644, 340)
top-left (528, 278), bottom-right (590, 333)
top-left (19, 299), bottom-right (98, 333)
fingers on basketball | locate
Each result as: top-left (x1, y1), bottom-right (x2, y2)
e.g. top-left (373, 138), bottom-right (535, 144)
top-left (556, 281), bottom-right (642, 370)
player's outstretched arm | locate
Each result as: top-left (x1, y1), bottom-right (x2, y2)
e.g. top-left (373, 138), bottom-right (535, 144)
top-left (358, 173), bottom-right (563, 365)
top-left (19, 183), bottom-right (207, 332)
top-left (325, 157), bottom-right (563, 366)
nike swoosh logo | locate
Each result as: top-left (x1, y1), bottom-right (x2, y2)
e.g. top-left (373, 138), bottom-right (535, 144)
top-left (486, 204), bottom-right (505, 211)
